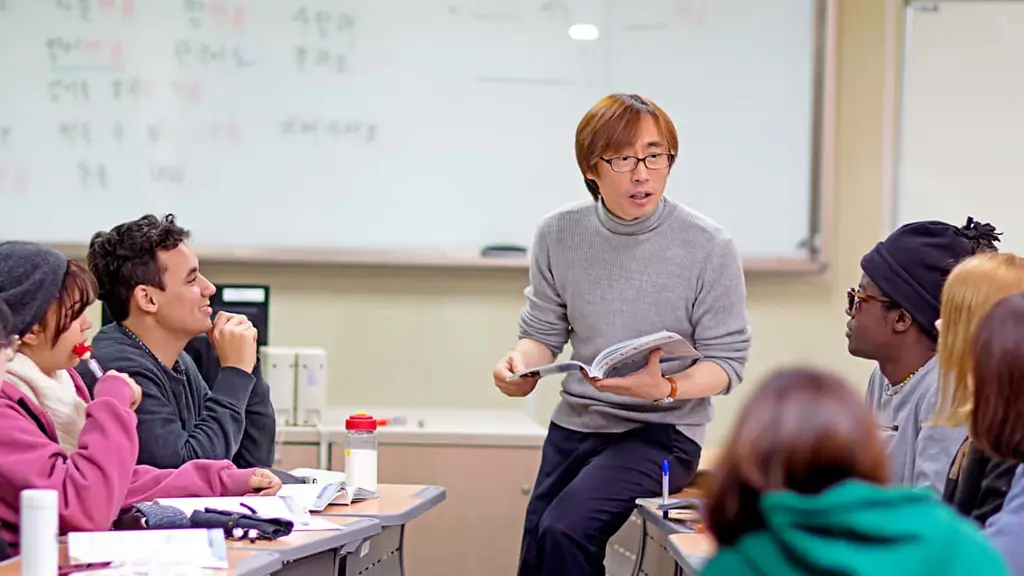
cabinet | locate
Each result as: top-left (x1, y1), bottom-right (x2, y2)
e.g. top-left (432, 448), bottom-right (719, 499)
top-left (379, 444), bottom-right (541, 576)
top-left (273, 407), bottom-right (546, 575)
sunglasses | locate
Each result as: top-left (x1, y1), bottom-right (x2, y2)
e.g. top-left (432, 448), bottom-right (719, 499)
top-left (846, 287), bottom-right (894, 314)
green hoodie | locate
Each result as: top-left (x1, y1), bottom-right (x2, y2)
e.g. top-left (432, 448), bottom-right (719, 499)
top-left (702, 480), bottom-right (1008, 576)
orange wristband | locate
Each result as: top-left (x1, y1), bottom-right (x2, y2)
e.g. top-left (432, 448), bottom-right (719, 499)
top-left (665, 376), bottom-right (678, 399)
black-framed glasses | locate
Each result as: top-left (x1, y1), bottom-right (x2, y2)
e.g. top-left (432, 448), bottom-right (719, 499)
top-left (846, 287), bottom-right (893, 314)
top-left (600, 153), bottom-right (675, 173)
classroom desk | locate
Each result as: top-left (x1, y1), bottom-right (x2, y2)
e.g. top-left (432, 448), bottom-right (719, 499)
top-left (0, 545), bottom-right (282, 576)
top-left (610, 449), bottom-right (719, 576)
top-left (667, 533), bottom-right (717, 575)
top-left (632, 501), bottom-right (704, 576)
top-left (319, 484), bottom-right (447, 576)
top-left (228, 517), bottom-right (381, 576)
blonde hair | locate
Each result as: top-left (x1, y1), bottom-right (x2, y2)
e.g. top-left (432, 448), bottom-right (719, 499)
top-left (933, 252), bottom-right (1024, 427)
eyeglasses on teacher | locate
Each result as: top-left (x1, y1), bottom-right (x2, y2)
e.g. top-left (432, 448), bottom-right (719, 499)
top-left (599, 153), bottom-right (676, 173)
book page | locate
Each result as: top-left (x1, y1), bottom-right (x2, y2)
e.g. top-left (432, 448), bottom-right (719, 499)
top-left (153, 496), bottom-right (341, 531)
top-left (592, 332), bottom-right (701, 378)
top-left (508, 360), bottom-right (590, 380)
top-left (289, 468), bottom-right (346, 484)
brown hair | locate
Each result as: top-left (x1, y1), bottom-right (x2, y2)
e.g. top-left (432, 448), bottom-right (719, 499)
top-left (933, 252), bottom-right (1024, 427)
top-left (970, 292), bottom-right (1024, 461)
top-left (44, 260), bottom-right (98, 347)
top-left (705, 367), bottom-right (889, 546)
top-left (575, 93), bottom-right (678, 200)
top-left (88, 214), bottom-right (190, 322)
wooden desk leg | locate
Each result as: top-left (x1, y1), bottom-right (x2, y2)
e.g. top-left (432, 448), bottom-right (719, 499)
top-left (340, 525), bottom-right (405, 576)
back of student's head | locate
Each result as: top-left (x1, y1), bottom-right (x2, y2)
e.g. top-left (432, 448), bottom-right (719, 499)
top-left (87, 214), bottom-right (190, 322)
top-left (705, 367), bottom-right (889, 546)
top-left (971, 292), bottom-right (1024, 461)
top-left (934, 252), bottom-right (1024, 428)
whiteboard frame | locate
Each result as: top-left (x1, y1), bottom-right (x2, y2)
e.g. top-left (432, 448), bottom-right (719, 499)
top-left (46, 0), bottom-right (840, 274)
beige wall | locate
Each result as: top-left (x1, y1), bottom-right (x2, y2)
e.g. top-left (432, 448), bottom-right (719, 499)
top-left (86, 1), bottom-right (896, 448)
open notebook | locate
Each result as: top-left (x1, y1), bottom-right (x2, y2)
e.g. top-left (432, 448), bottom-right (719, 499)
top-left (287, 468), bottom-right (379, 504)
top-left (152, 496), bottom-right (341, 531)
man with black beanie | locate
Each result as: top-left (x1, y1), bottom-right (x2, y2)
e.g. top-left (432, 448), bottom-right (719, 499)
top-left (846, 216), bottom-right (1001, 494)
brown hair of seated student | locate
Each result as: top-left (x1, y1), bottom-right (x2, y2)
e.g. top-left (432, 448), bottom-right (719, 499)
top-left (42, 260), bottom-right (97, 347)
top-left (705, 367), bottom-right (890, 547)
top-left (970, 292), bottom-right (1024, 462)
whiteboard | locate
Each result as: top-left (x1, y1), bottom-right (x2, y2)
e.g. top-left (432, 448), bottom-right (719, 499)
top-left (0, 0), bottom-right (826, 264)
top-left (897, 0), bottom-right (1024, 253)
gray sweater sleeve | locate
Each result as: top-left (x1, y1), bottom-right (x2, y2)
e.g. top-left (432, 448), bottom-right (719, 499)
top-left (133, 363), bottom-right (254, 468)
top-left (914, 383), bottom-right (967, 494)
top-left (690, 236), bottom-right (752, 394)
top-left (517, 223), bottom-right (570, 357)
top-left (983, 464), bottom-right (1024, 574)
top-left (228, 359), bottom-right (277, 469)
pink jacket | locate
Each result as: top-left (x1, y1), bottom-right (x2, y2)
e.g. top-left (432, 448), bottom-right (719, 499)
top-left (0, 369), bottom-right (254, 549)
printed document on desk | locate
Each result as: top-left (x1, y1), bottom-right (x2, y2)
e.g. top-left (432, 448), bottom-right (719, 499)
top-left (68, 528), bottom-right (228, 569)
top-left (509, 330), bottom-right (702, 380)
top-left (153, 496), bottom-right (341, 531)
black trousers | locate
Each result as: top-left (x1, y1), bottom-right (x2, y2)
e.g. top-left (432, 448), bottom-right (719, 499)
top-left (518, 421), bottom-right (701, 576)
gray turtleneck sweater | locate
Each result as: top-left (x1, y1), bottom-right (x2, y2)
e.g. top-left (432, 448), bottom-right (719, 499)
top-left (517, 197), bottom-right (751, 445)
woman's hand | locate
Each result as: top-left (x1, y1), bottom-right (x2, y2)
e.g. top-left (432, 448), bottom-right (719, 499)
top-left (583, 349), bottom-right (672, 401)
top-left (493, 350), bottom-right (540, 397)
top-left (247, 469), bottom-right (282, 496)
top-left (105, 370), bottom-right (142, 411)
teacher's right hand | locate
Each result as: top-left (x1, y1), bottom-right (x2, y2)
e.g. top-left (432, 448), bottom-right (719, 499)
top-left (493, 351), bottom-right (539, 397)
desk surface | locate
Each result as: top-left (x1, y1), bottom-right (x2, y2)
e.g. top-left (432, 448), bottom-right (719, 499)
top-left (0, 546), bottom-right (282, 576)
top-left (228, 516), bottom-right (381, 563)
top-left (320, 484), bottom-right (447, 526)
top-left (667, 533), bottom-right (716, 574)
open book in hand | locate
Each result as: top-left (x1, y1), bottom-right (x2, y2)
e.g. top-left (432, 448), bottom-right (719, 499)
top-left (508, 330), bottom-right (702, 380)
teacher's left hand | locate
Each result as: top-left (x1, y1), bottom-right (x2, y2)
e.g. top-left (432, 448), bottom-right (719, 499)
top-left (582, 349), bottom-right (672, 401)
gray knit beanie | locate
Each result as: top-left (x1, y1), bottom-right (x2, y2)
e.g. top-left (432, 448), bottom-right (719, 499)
top-left (0, 242), bottom-right (68, 338)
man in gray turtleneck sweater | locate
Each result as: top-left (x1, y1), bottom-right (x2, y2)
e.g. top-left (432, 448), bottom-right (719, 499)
top-left (492, 93), bottom-right (751, 576)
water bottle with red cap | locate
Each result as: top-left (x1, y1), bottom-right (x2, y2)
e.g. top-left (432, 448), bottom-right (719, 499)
top-left (345, 413), bottom-right (378, 493)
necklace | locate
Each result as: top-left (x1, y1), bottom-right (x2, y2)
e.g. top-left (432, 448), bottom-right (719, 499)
top-left (883, 366), bottom-right (923, 397)
top-left (118, 324), bottom-right (185, 377)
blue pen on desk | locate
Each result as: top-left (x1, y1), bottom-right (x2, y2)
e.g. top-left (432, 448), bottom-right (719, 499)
top-left (661, 458), bottom-right (670, 518)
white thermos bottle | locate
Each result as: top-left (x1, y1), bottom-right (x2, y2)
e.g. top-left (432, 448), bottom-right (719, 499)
top-left (19, 489), bottom-right (58, 576)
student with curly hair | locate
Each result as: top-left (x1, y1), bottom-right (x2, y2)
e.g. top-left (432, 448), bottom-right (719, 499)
top-left (81, 215), bottom-right (276, 470)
